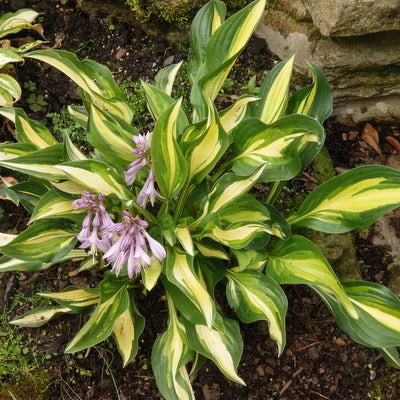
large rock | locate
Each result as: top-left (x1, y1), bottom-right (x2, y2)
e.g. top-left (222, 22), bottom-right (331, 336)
top-left (302, 0), bottom-right (400, 37)
top-left (256, 7), bottom-right (400, 123)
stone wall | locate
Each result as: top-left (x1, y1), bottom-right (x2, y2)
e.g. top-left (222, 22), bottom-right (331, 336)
top-left (256, 0), bottom-right (400, 124)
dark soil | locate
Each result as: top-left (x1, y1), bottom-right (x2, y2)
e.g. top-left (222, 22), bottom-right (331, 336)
top-left (1, 1), bottom-right (399, 400)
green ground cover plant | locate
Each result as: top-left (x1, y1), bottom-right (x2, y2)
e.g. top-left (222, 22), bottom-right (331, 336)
top-left (1, 1), bottom-right (400, 399)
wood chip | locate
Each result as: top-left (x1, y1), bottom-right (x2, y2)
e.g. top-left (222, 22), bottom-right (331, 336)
top-left (385, 135), bottom-right (400, 152)
top-left (115, 48), bottom-right (127, 60)
top-left (335, 166), bottom-right (349, 174)
top-left (341, 133), bottom-right (347, 141)
top-left (347, 130), bottom-right (359, 140)
top-left (361, 122), bottom-right (382, 155)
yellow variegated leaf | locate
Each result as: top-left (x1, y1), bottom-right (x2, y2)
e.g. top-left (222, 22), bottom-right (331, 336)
top-left (52, 180), bottom-right (87, 195)
top-left (152, 296), bottom-right (195, 400)
top-left (142, 259), bottom-right (162, 291)
top-left (194, 241), bottom-right (228, 260)
top-left (288, 166), bottom-right (400, 233)
top-left (175, 226), bottom-right (194, 256)
top-left (257, 56), bottom-right (294, 124)
top-left (219, 95), bottom-right (258, 132)
top-left (10, 306), bottom-right (72, 328)
top-left (167, 248), bottom-right (215, 328)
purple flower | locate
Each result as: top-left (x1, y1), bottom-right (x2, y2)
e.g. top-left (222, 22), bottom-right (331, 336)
top-left (103, 211), bottom-right (166, 278)
top-left (124, 132), bottom-right (163, 208)
top-left (73, 192), bottom-right (114, 255)
top-left (124, 132), bottom-right (152, 186)
top-left (137, 166), bottom-right (162, 207)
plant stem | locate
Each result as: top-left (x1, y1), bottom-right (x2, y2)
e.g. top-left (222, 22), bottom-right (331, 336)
top-left (131, 202), bottom-right (156, 224)
top-left (174, 183), bottom-right (193, 222)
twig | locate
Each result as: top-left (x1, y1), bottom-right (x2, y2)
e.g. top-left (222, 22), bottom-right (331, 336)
top-left (295, 341), bottom-right (322, 352)
top-left (309, 389), bottom-right (331, 399)
top-left (279, 379), bottom-right (293, 396)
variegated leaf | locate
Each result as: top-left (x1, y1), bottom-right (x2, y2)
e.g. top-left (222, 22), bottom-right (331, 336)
top-left (62, 131), bottom-right (86, 161)
top-left (219, 95), bottom-right (258, 133)
top-left (184, 313), bottom-right (245, 385)
top-left (112, 292), bottom-right (145, 366)
top-left (0, 74), bottom-right (21, 106)
top-left (0, 9), bottom-right (40, 38)
top-left (266, 234), bottom-right (358, 318)
top-left (226, 269), bottom-right (287, 354)
top-left (166, 248), bottom-right (215, 328)
top-left (175, 225), bottom-right (194, 256)
top-left (30, 189), bottom-right (83, 222)
top-left (10, 306), bottom-right (72, 328)
top-left (0, 249), bottom-right (87, 273)
top-left (194, 239), bottom-right (228, 260)
top-left (0, 48), bottom-right (23, 68)
top-left (191, 0), bottom-right (266, 119)
top-left (151, 99), bottom-right (188, 199)
top-left (65, 273), bottom-right (130, 353)
top-left (39, 286), bottom-right (99, 311)
top-left (203, 221), bottom-right (271, 249)
top-left (183, 102), bottom-right (229, 185)
top-left (230, 114), bottom-right (324, 181)
top-left (11, 180), bottom-right (49, 213)
top-left (253, 56), bottom-right (294, 124)
top-left (0, 219), bottom-right (77, 263)
top-left (88, 104), bottom-right (136, 166)
top-left (287, 61), bottom-right (332, 123)
top-left (188, 0), bottom-right (226, 78)
top-left (0, 144), bottom-right (65, 180)
top-left (199, 165), bottom-right (265, 218)
top-left (26, 50), bottom-right (133, 122)
top-left (14, 107), bottom-right (57, 149)
top-left (55, 159), bottom-right (132, 200)
top-left (155, 61), bottom-right (183, 96)
top-left (379, 348), bottom-right (400, 369)
top-left (141, 81), bottom-right (188, 133)
top-left (152, 297), bottom-right (195, 400)
top-left (315, 281), bottom-right (400, 349)
top-left (0, 142), bottom-right (36, 160)
top-left (288, 165), bottom-right (400, 234)
top-left (67, 104), bottom-right (88, 129)
top-left (141, 259), bottom-right (162, 291)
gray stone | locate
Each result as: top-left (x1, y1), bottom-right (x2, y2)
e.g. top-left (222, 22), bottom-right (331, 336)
top-left (256, 9), bottom-right (400, 123)
top-left (302, 0), bottom-right (400, 37)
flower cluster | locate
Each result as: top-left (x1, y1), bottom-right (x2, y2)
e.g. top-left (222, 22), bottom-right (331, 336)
top-left (74, 192), bottom-right (166, 278)
top-left (72, 191), bottom-right (114, 255)
top-left (125, 132), bottom-right (162, 208)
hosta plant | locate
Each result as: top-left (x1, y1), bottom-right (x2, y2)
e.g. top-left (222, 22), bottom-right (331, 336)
top-left (0, 8), bottom-right (44, 107)
top-left (1, 1), bottom-right (400, 398)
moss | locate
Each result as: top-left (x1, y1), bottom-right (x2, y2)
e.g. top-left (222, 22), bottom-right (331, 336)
top-left (312, 145), bottom-right (336, 184)
top-left (125, 0), bottom-right (254, 26)
top-left (0, 370), bottom-right (51, 400)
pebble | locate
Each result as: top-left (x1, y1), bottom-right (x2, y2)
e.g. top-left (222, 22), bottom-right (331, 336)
top-left (336, 337), bottom-right (346, 347)
top-left (256, 365), bottom-right (265, 376)
top-left (308, 346), bottom-right (320, 360)
top-left (265, 366), bottom-right (275, 376)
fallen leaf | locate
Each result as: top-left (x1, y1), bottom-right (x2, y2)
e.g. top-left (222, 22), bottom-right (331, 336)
top-left (0, 39), bottom-right (11, 49)
top-left (361, 123), bottom-right (382, 155)
top-left (385, 135), bottom-right (400, 152)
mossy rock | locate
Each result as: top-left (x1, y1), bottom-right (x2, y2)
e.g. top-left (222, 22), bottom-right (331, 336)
top-left (125, 0), bottom-right (254, 26)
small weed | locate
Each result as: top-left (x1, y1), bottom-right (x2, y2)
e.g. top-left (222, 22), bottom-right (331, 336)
top-left (26, 93), bottom-right (47, 112)
top-left (47, 107), bottom-right (92, 154)
top-left (23, 81), bottom-right (37, 92)
top-left (241, 75), bottom-right (260, 95)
